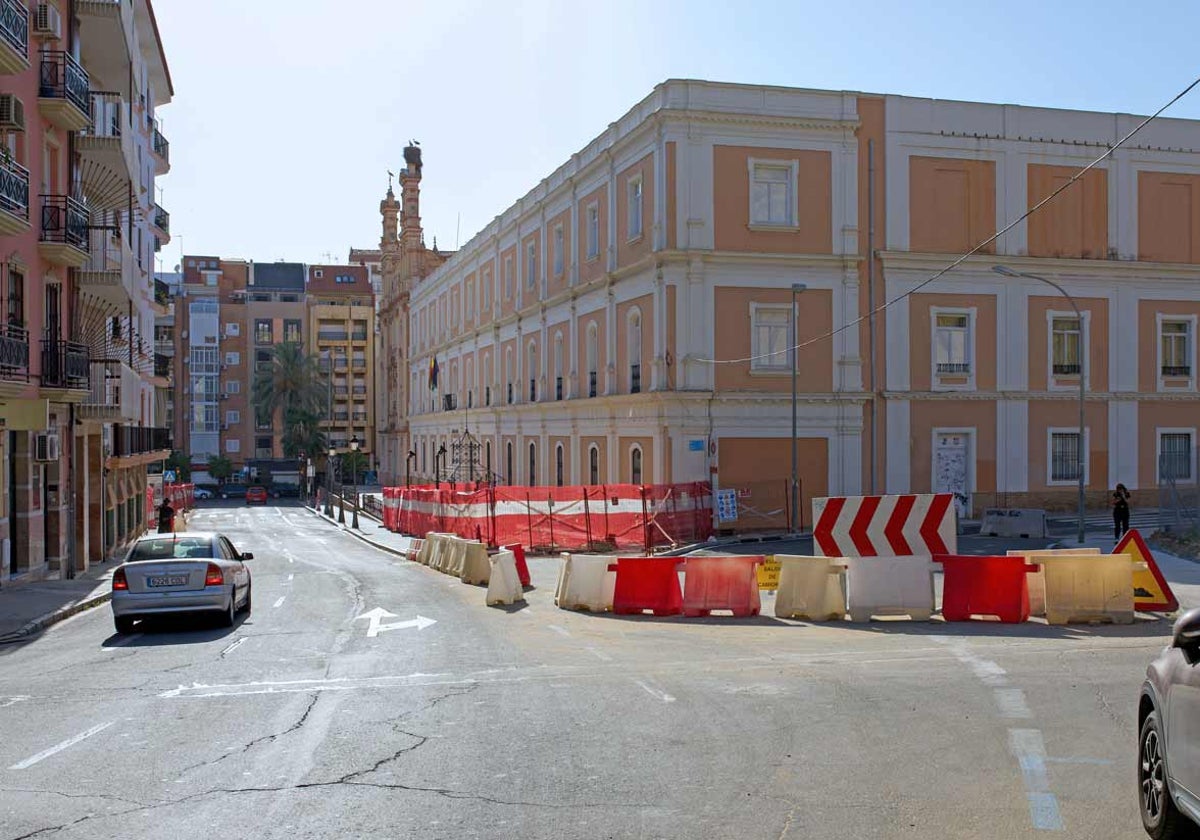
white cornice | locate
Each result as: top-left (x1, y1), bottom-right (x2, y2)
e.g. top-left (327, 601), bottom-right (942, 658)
top-left (879, 251), bottom-right (1200, 280)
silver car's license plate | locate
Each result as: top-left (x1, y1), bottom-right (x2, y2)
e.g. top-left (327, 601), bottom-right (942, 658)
top-left (147, 575), bottom-right (188, 587)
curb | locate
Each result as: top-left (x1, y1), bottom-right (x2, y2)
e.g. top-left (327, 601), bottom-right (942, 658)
top-left (0, 589), bottom-right (112, 644)
top-left (306, 506), bottom-right (410, 559)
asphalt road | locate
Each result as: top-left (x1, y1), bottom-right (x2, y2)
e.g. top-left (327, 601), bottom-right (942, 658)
top-left (0, 503), bottom-right (1176, 839)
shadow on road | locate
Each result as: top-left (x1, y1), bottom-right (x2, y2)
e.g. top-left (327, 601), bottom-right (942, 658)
top-left (100, 613), bottom-right (248, 646)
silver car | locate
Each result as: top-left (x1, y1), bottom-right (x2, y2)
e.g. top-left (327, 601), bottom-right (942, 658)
top-left (111, 531), bottom-right (253, 634)
top-left (1139, 607), bottom-right (1200, 838)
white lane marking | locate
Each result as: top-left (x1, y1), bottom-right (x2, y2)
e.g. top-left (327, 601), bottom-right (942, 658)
top-left (287, 573), bottom-right (294, 582)
top-left (273, 596), bottom-right (286, 608)
top-left (221, 638), bottom-right (246, 656)
top-left (1044, 756), bottom-right (1115, 766)
top-left (1008, 728), bottom-right (1064, 831)
top-left (633, 679), bottom-right (675, 704)
top-left (546, 624), bottom-right (570, 637)
top-left (9, 721), bottom-right (115, 770)
top-left (995, 688), bottom-right (1032, 719)
top-left (586, 647), bottom-right (613, 662)
top-left (0, 696), bottom-right (29, 708)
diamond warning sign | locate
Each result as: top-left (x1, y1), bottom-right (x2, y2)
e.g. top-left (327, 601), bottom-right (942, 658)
top-left (1115, 529), bottom-right (1178, 612)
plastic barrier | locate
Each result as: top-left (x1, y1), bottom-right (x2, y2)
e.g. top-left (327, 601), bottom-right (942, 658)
top-left (773, 555), bottom-right (849, 621)
top-left (680, 554), bottom-right (763, 617)
top-left (486, 549), bottom-right (524, 606)
top-left (460, 540), bottom-right (492, 585)
top-left (609, 557), bottom-right (685, 616)
top-left (981, 508), bottom-right (1047, 538)
top-left (423, 533), bottom-right (457, 570)
top-left (1034, 553), bottom-right (1143, 625)
top-left (935, 555), bottom-right (1040, 623)
top-left (406, 538), bottom-right (423, 562)
top-left (845, 555), bottom-right (937, 622)
top-left (503, 543), bottom-right (531, 588)
top-left (555, 553), bottom-right (616, 612)
top-left (1006, 548), bottom-right (1099, 616)
top-left (443, 537), bottom-right (467, 578)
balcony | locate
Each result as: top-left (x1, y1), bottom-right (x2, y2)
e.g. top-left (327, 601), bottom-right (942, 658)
top-left (333, 385), bottom-right (348, 396)
top-left (39, 194), bottom-right (90, 267)
top-left (152, 203), bottom-right (170, 241)
top-left (333, 411), bottom-right (349, 422)
top-left (79, 359), bottom-right (139, 421)
top-left (153, 277), bottom-right (171, 309)
top-left (352, 385), bottom-right (367, 395)
top-left (588, 370), bottom-right (597, 398)
top-left (936, 362), bottom-right (971, 374)
top-left (111, 425), bottom-right (171, 457)
top-left (0, 323), bottom-right (29, 394)
top-left (351, 358), bottom-right (366, 370)
top-left (1162, 365), bottom-right (1192, 377)
top-left (40, 338), bottom-right (89, 391)
top-left (77, 227), bottom-right (135, 304)
top-left (0, 0), bottom-right (28, 75)
top-left (630, 364), bottom-right (641, 394)
top-left (77, 0), bottom-right (134, 92)
top-left (38, 51), bottom-right (90, 132)
top-left (352, 412), bottom-right (368, 423)
top-left (1052, 363), bottom-right (1082, 376)
top-left (78, 92), bottom-right (136, 203)
top-left (150, 122), bottom-right (169, 173)
top-left (351, 331), bottom-right (368, 342)
top-left (154, 353), bottom-right (170, 378)
top-left (0, 154), bottom-right (30, 235)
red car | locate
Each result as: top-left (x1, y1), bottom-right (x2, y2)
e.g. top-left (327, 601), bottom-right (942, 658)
top-left (245, 486), bottom-right (269, 505)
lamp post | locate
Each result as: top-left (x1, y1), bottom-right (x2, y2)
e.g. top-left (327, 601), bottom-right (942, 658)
top-left (325, 446), bottom-right (335, 518)
top-left (350, 434), bottom-right (360, 530)
top-left (406, 449), bottom-right (416, 488)
top-left (436, 443), bottom-right (447, 488)
top-left (298, 453), bottom-right (306, 505)
top-left (993, 265), bottom-right (1087, 544)
top-left (790, 282), bottom-right (807, 535)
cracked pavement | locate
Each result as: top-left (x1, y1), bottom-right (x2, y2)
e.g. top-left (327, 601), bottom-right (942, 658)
top-left (0, 502), bottom-right (1183, 838)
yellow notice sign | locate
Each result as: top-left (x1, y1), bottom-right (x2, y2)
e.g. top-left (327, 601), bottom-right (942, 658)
top-left (758, 555), bottom-right (781, 590)
top-left (1115, 529), bottom-right (1179, 612)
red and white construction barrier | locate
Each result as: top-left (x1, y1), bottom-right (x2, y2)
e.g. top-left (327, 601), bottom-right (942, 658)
top-left (812, 494), bottom-right (956, 557)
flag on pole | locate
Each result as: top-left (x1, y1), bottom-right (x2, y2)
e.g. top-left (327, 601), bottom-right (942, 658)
top-left (428, 356), bottom-right (439, 391)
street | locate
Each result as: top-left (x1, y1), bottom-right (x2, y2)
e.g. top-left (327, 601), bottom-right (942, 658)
top-left (0, 504), bottom-right (1181, 839)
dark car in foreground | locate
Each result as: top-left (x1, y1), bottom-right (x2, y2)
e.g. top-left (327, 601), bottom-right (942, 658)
top-left (1139, 607), bottom-right (1200, 838)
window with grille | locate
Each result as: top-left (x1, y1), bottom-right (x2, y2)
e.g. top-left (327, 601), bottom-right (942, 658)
top-left (631, 446), bottom-right (642, 485)
top-left (1160, 433), bottom-right (1193, 481)
top-left (1161, 321), bottom-right (1191, 376)
top-left (1050, 432), bottom-right (1083, 482)
top-left (528, 443), bottom-right (536, 487)
top-left (556, 445), bottom-right (564, 486)
top-left (751, 163), bottom-right (794, 226)
top-left (934, 313), bottom-right (970, 373)
top-left (751, 307), bottom-right (790, 371)
top-left (1052, 317), bottom-right (1082, 375)
top-left (589, 445), bottom-right (600, 485)
top-left (254, 319), bottom-right (272, 344)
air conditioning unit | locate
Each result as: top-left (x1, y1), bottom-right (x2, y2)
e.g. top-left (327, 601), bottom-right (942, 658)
top-left (0, 95), bottom-right (25, 131)
top-left (219, 393), bottom-right (229, 401)
top-left (33, 4), bottom-right (62, 39)
top-left (34, 432), bottom-right (60, 462)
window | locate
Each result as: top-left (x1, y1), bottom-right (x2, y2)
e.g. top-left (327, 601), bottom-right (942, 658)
top-left (506, 442), bottom-right (513, 486)
top-left (225, 439), bottom-right (240, 453)
top-left (589, 445), bottom-right (600, 485)
top-left (631, 446), bottom-right (643, 485)
top-left (224, 352), bottom-right (240, 366)
top-left (466, 282), bottom-right (475, 319)
top-left (628, 309), bottom-right (642, 392)
top-left (528, 442), bottom-right (536, 487)
top-left (1162, 320), bottom-right (1191, 376)
top-left (554, 334), bottom-right (564, 400)
top-left (751, 161), bottom-right (795, 226)
top-left (553, 225), bottom-right (564, 276)
top-left (935, 313), bottom-right (970, 373)
top-left (1049, 431), bottom-right (1083, 482)
top-left (254, 319), bottom-right (272, 344)
top-left (628, 176), bottom-right (643, 239)
top-left (586, 322), bottom-right (599, 397)
top-left (1051, 317), bottom-right (1082, 375)
top-left (224, 380), bottom-right (239, 394)
top-left (556, 444), bottom-right (564, 487)
top-left (225, 410), bottom-right (239, 425)
top-left (1160, 432), bottom-right (1193, 482)
top-left (503, 256), bottom-right (513, 300)
top-left (6, 268), bottom-right (23, 326)
top-left (314, 269), bottom-right (324, 279)
top-left (225, 322), bottom-right (240, 337)
top-left (256, 436), bottom-right (272, 451)
top-left (482, 271), bottom-right (492, 312)
top-left (525, 241), bottom-right (537, 290)
top-left (528, 342), bottom-right (538, 402)
top-left (751, 306), bottom-right (790, 371)
top-left (586, 203), bottom-right (599, 259)
top-left (283, 319), bottom-right (302, 343)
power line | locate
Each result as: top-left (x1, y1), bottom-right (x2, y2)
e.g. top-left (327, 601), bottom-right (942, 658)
top-left (698, 74), bottom-right (1200, 366)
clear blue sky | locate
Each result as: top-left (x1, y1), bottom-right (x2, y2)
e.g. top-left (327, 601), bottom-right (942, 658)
top-left (151, 0), bottom-right (1200, 270)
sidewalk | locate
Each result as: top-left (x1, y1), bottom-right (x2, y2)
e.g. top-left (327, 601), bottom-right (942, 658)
top-left (305, 503), bottom-right (418, 558)
top-left (0, 562), bottom-right (116, 644)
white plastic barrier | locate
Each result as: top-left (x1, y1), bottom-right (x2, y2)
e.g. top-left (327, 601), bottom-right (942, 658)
top-left (1007, 548), bottom-right (1099, 616)
top-left (981, 508), bottom-right (1047, 538)
top-left (1034, 553), bottom-right (1142, 625)
top-left (486, 550), bottom-right (524, 605)
top-left (421, 533), bottom-right (456, 569)
top-left (442, 537), bottom-right (466, 577)
top-left (774, 555), bottom-right (848, 621)
top-left (845, 555), bottom-right (937, 622)
top-left (460, 540), bottom-right (491, 585)
top-left (554, 553), bottom-right (616, 612)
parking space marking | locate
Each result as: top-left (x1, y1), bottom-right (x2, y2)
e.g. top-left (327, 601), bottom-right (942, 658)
top-left (9, 721), bottom-right (114, 770)
top-left (995, 688), bottom-right (1032, 719)
top-left (1008, 729), bottom-right (1064, 831)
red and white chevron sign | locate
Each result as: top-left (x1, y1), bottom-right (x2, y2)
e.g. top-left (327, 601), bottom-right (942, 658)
top-left (812, 494), bottom-right (957, 557)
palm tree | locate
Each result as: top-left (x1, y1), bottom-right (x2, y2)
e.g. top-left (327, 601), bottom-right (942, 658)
top-left (280, 407), bottom-right (326, 459)
top-left (253, 342), bottom-right (327, 427)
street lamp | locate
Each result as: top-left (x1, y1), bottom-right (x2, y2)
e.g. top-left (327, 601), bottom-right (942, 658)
top-left (350, 434), bottom-right (360, 530)
top-left (436, 443), bottom-right (447, 488)
top-left (406, 450), bottom-right (416, 488)
top-left (993, 265), bottom-right (1086, 544)
top-left (325, 445), bottom-right (336, 518)
top-left (790, 282), bottom-right (807, 535)
top-left (298, 453), bottom-right (306, 505)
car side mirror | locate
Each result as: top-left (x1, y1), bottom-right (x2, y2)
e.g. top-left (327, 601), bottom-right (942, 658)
top-left (241, 552), bottom-right (254, 561)
top-left (1172, 608), bottom-right (1200, 652)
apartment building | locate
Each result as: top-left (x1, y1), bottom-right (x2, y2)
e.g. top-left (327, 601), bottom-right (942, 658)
top-left (245, 261), bottom-right (305, 461)
top-left (307, 264), bottom-right (375, 454)
top-left (373, 79), bottom-right (1200, 527)
top-left (0, 0), bottom-right (173, 580)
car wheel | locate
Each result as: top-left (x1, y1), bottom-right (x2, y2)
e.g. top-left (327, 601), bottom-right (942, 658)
top-left (219, 593), bottom-right (236, 627)
top-left (240, 581), bottom-right (252, 615)
top-left (1140, 710), bottom-right (1188, 839)
top-left (113, 615), bottom-right (136, 635)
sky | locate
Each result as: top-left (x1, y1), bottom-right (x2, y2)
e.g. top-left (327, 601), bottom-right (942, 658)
top-left (150, 0), bottom-right (1200, 271)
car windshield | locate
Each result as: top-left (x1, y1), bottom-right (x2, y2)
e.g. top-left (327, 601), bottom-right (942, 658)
top-left (127, 538), bottom-right (213, 562)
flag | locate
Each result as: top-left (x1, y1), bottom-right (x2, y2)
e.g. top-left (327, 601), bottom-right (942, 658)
top-left (428, 356), bottom-right (439, 391)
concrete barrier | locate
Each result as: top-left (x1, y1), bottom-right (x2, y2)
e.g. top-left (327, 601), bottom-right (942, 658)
top-left (981, 508), bottom-right (1047, 538)
top-left (555, 553), bottom-right (616, 612)
top-left (486, 550), bottom-right (524, 605)
top-left (773, 555), bottom-right (848, 621)
top-left (845, 555), bottom-right (937, 622)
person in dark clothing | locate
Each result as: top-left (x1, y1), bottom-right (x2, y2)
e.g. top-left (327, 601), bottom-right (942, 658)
top-left (157, 498), bottom-right (175, 534)
top-left (1112, 483), bottom-right (1131, 540)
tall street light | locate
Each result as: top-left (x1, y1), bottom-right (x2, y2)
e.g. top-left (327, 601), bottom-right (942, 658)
top-left (791, 282), bottom-right (808, 534)
top-left (993, 265), bottom-right (1086, 544)
top-left (325, 445), bottom-right (336, 518)
top-left (350, 434), bottom-right (360, 530)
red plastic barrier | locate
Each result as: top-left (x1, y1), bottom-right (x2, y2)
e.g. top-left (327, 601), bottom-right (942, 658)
top-left (935, 554), bottom-right (1039, 623)
top-left (682, 555), bottom-right (764, 617)
top-left (608, 557), bottom-right (684, 616)
top-left (502, 543), bottom-right (531, 587)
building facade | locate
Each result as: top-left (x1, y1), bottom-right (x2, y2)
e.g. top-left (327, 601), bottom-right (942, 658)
top-left (372, 80), bottom-right (1200, 527)
top-left (306, 263), bottom-right (375, 454)
top-left (0, 0), bottom-right (173, 580)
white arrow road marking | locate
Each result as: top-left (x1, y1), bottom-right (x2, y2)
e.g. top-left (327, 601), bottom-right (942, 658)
top-left (354, 608), bottom-right (436, 638)
top-left (633, 679), bottom-right (675, 703)
top-left (0, 696), bottom-right (29, 708)
top-left (10, 721), bottom-right (115, 769)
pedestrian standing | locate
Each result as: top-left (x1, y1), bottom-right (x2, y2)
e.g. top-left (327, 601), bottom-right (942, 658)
top-left (157, 498), bottom-right (175, 534)
top-left (1112, 482), bottom-right (1131, 540)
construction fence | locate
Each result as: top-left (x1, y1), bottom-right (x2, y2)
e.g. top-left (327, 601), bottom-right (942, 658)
top-left (382, 482), bottom-right (713, 552)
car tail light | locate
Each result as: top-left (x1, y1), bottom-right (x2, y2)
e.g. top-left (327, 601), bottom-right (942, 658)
top-left (204, 563), bottom-right (224, 587)
top-left (112, 567), bottom-right (128, 591)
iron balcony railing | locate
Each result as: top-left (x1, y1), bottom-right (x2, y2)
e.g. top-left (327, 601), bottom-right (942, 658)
top-left (630, 364), bottom-right (641, 394)
top-left (1052, 363), bottom-right (1082, 376)
top-left (40, 194), bottom-right (89, 250)
top-left (936, 362), bottom-right (971, 374)
top-left (351, 359), bottom-right (366, 370)
top-left (588, 370), bottom-right (597, 398)
top-left (318, 330), bottom-right (348, 342)
top-left (351, 331), bottom-right (368, 341)
top-left (112, 425), bottom-right (171, 457)
top-left (154, 278), bottom-right (170, 306)
top-left (556, 376), bottom-right (563, 401)
top-left (153, 203), bottom-right (169, 235)
top-left (333, 411), bottom-right (349, 422)
top-left (333, 385), bottom-right (348, 396)
top-left (0, 323), bottom-right (29, 379)
top-left (39, 50), bottom-right (89, 115)
top-left (0, 155), bottom-right (29, 222)
top-left (41, 338), bottom-right (89, 389)
top-left (154, 353), bottom-right (170, 378)
top-left (0, 0), bottom-right (28, 60)
top-left (1162, 364), bottom-right (1191, 376)
top-left (352, 412), bottom-right (368, 422)
top-left (152, 123), bottom-right (169, 164)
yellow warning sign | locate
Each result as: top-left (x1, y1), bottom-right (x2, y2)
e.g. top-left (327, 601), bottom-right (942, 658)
top-left (1115, 529), bottom-right (1179, 612)
top-left (758, 555), bottom-right (781, 590)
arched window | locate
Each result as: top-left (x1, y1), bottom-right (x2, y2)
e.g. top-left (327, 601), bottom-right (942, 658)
top-left (555, 443), bottom-right (564, 486)
top-left (506, 441), bottom-right (513, 486)
top-left (554, 332), bottom-right (564, 400)
top-left (630, 445), bottom-right (643, 485)
top-left (586, 322), bottom-right (599, 398)
top-left (483, 351), bottom-right (492, 406)
top-left (589, 444), bottom-right (600, 485)
top-left (528, 341), bottom-right (538, 402)
top-left (628, 309), bottom-right (643, 393)
top-left (528, 442), bottom-right (537, 487)
top-left (505, 347), bottom-right (514, 404)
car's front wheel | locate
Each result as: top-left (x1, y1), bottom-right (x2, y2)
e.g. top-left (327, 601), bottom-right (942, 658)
top-left (1140, 710), bottom-right (1191, 838)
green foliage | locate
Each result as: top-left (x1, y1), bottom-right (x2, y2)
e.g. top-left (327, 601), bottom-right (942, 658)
top-left (164, 450), bottom-right (191, 482)
top-left (338, 449), bottom-right (369, 481)
top-left (281, 408), bottom-right (327, 459)
top-left (206, 454), bottom-right (234, 482)
top-left (252, 342), bottom-right (327, 426)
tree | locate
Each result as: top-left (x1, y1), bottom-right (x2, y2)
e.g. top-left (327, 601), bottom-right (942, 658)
top-left (338, 449), bottom-right (369, 482)
top-left (280, 408), bottom-right (326, 459)
top-left (164, 450), bottom-right (191, 482)
top-left (253, 342), bottom-right (327, 427)
top-left (207, 454), bottom-right (234, 483)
